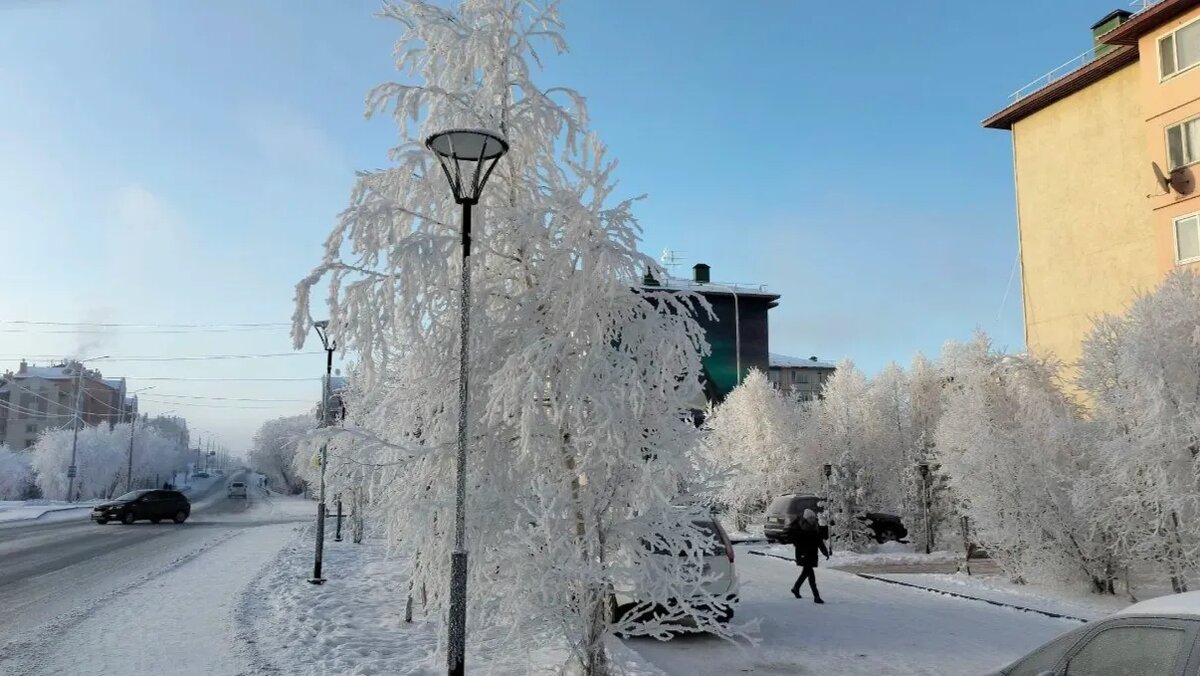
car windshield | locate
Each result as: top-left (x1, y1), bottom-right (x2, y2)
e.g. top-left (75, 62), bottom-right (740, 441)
top-left (112, 490), bottom-right (152, 502)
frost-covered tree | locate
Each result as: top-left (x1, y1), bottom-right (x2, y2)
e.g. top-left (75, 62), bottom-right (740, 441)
top-left (290, 1), bottom-right (745, 671)
top-left (1077, 270), bottom-right (1200, 593)
top-left (29, 424), bottom-right (185, 500)
top-left (816, 362), bottom-right (883, 548)
top-left (248, 415), bottom-right (312, 494)
top-left (935, 335), bottom-right (1111, 590)
top-left (702, 369), bottom-right (803, 529)
top-left (0, 445), bottom-right (35, 499)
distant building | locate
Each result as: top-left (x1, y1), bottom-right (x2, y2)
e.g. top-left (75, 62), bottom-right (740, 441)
top-left (317, 375), bottom-right (349, 426)
top-left (645, 263), bottom-right (780, 406)
top-left (768, 354), bottom-right (837, 401)
top-left (0, 360), bottom-right (135, 449)
top-left (145, 414), bottom-right (190, 449)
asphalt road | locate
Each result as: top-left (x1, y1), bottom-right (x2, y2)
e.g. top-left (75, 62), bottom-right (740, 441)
top-left (0, 473), bottom-right (305, 644)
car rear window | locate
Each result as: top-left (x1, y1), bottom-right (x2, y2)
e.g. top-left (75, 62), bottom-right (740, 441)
top-left (231, 482), bottom-right (245, 487)
top-left (767, 495), bottom-right (821, 515)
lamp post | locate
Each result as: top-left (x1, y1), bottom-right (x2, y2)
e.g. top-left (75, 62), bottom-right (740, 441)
top-left (918, 463), bottom-right (931, 555)
top-left (823, 463), bottom-right (833, 553)
top-left (66, 355), bottom-right (109, 502)
top-left (309, 319), bottom-right (337, 585)
top-left (425, 127), bottom-right (509, 676)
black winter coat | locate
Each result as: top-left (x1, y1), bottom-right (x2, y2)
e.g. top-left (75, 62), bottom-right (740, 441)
top-left (791, 522), bottom-right (830, 567)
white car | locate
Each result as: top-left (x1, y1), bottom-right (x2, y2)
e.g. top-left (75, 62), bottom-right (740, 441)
top-left (226, 481), bottom-right (248, 499)
top-left (611, 514), bottom-right (739, 628)
top-left (986, 591), bottom-right (1200, 676)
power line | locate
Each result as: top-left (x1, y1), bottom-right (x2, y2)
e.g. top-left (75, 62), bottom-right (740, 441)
top-left (0, 320), bottom-right (290, 328)
top-left (143, 393), bottom-right (313, 403)
top-left (130, 376), bottom-right (320, 382)
top-left (0, 327), bottom-right (289, 334)
top-left (138, 397), bottom-right (307, 410)
top-left (0, 352), bottom-right (324, 362)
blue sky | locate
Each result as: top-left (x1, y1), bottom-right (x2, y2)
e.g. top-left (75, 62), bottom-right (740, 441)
top-left (0, 0), bottom-right (1121, 449)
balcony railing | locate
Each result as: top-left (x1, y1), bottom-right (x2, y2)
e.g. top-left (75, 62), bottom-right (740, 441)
top-left (1007, 0), bottom-right (1167, 103)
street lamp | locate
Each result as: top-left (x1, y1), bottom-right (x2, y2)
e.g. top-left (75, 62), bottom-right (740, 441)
top-left (66, 355), bottom-right (110, 502)
top-left (426, 127), bottom-right (509, 676)
top-left (309, 319), bottom-right (337, 585)
top-left (918, 463), bottom-right (931, 555)
top-left (823, 463), bottom-right (833, 553)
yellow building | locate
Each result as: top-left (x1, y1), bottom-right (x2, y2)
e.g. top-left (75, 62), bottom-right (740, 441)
top-left (984, 0), bottom-right (1200, 370)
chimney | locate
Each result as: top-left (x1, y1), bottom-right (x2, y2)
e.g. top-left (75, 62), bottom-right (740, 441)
top-left (643, 271), bottom-right (660, 287)
top-left (18, 359), bottom-right (27, 374)
top-left (692, 263), bottom-right (710, 284)
top-left (1091, 9), bottom-right (1132, 56)
top-left (809, 356), bottom-right (819, 362)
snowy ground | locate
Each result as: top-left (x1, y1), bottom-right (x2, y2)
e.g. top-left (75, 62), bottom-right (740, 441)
top-left (0, 475), bottom-right (310, 676)
top-left (0, 499), bottom-right (101, 524)
top-left (242, 536), bottom-right (1085, 676)
top-left (624, 547), bottom-right (1082, 675)
top-left (244, 530), bottom-right (660, 675)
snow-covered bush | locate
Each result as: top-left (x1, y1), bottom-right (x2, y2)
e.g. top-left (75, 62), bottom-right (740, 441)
top-left (248, 415), bottom-right (312, 494)
top-left (290, 1), bottom-right (747, 672)
top-left (29, 423), bottom-right (185, 500)
top-left (0, 445), bottom-right (35, 499)
top-left (702, 369), bottom-right (806, 528)
top-left (1077, 270), bottom-right (1200, 593)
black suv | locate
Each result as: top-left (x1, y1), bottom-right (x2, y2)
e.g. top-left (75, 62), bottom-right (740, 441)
top-left (762, 493), bottom-right (827, 543)
top-left (91, 489), bottom-right (191, 525)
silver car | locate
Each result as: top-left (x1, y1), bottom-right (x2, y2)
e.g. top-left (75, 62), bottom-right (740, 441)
top-left (985, 591), bottom-right (1200, 675)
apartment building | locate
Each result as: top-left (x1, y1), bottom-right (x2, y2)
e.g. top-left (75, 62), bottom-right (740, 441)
top-left (984, 0), bottom-right (1200, 370)
top-left (767, 354), bottom-right (836, 401)
top-left (0, 360), bottom-right (134, 449)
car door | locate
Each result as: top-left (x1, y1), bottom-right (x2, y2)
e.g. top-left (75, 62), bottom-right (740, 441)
top-left (1055, 617), bottom-right (1197, 676)
top-left (145, 491), bottom-right (168, 519)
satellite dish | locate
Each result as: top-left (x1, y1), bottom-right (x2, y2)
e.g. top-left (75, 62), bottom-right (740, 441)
top-left (1170, 166), bottom-right (1194, 195)
top-left (1152, 162), bottom-right (1172, 194)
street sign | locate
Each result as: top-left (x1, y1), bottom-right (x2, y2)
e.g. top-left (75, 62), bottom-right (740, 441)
top-left (67, 465), bottom-right (77, 478)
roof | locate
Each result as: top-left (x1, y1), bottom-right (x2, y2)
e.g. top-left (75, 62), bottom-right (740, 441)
top-left (14, 365), bottom-right (75, 380)
top-left (769, 353), bottom-right (837, 369)
top-left (1091, 8), bottom-right (1133, 30)
top-left (982, 46), bottom-right (1138, 130)
top-left (1101, 0), bottom-right (1199, 45)
top-left (102, 378), bottom-right (125, 391)
top-left (1113, 591), bottom-right (1200, 617)
top-left (648, 277), bottom-right (780, 300)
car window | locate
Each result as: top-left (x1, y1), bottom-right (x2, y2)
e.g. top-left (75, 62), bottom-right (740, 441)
top-left (788, 496), bottom-right (820, 515)
top-left (766, 496), bottom-right (793, 515)
top-left (1006, 625), bottom-right (1089, 676)
top-left (1064, 625), bottom-right (1186, 676)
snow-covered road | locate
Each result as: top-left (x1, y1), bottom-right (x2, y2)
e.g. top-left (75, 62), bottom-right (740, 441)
top-left (623, 547), bottom-right (1083, 675)
top-left (0, 476), bottom-right (311, 676)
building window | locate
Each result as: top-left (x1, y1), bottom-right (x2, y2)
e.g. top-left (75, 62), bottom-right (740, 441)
top-left (26, 424), bottom-right (37, 434)
top-left (767, 371), bottom-right (780, 383)
top-left (796, 372), bottom-right (810, 384)
top-left (1177, 213), bottom-right (1200, 264)
top-left (1166, 116), bottom-right (1200, 170)
top-left (1160, 17), bottom-right (1200, 79)
top-left (24, 439), bottom-right (35, 448)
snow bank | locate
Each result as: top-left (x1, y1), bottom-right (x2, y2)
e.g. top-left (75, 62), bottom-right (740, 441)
top-left (0, 499), bottom-right (100, 524)
top-left (875, 572), bottom-right (1137, 621)
top-left (242, 530), bottom-right (665, 675)
top-left (756, 540), bottom-right (962, 567)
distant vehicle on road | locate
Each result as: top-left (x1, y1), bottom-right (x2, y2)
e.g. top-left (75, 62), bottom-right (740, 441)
top-left (214, 469), bottom-right (226, 476)
top-left (763, 493), bottom-right (826, 544)
top-left (227, 482), bottom-right (248, 499)
top-left (859, 512), bottom-right (907, 544)
top-left (986, 591), bottom-right (1200, 676)
top-left (193, 471), bottom-right (210, 478)
top-left (91, 489), bottom-right (191, 525)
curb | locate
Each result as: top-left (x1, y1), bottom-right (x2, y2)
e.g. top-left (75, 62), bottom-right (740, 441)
top-left (747, 549), bottom-right (1089, 623)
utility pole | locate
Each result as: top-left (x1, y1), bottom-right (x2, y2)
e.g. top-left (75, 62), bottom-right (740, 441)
top-left (65, 356), bottom-right (108, 501)
top-left (126, 413), bottom-right (137, 493)
top-left (309, 320), bottom-right (336, 585)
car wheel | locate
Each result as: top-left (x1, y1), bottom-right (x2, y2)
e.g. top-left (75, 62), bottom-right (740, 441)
top-left (172, 510), bottom-right (188, 524)
top-left (95, 519), bottom-right (109, 525)
top-left (121, 511), bottom-right (135, 525)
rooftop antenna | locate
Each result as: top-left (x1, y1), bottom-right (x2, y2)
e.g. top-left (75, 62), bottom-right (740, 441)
top-left (660, 248), bottom-right (686, 278)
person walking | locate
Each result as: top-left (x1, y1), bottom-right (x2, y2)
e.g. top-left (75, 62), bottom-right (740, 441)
top-left (790, 508), bottom-right (830, 603)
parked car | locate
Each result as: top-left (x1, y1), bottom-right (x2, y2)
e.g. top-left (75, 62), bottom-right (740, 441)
top-left (985, 591), bottom-right (1200, 676)
top-left (91, 489), bottom-right (191, 525)
top-left (611, 513), bottom-right (739, 628)
top-left (227, 481), bottom-right (248, 499)
top-left (193, 471), bottom-right (210, 478)
top-left (859, 512), bottom-right (907, 543)
top-left (763, 493), bottom-right (827, 543)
